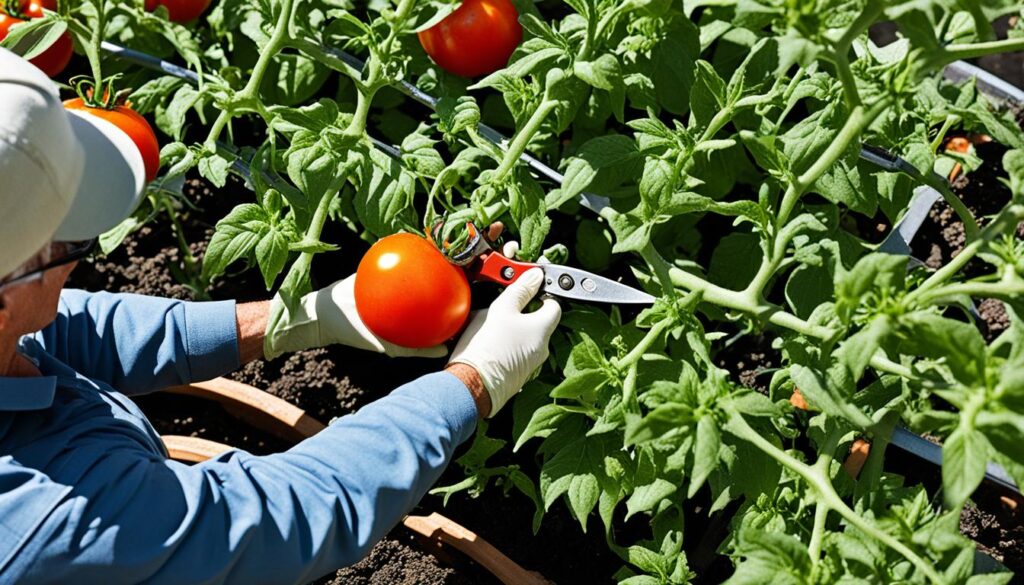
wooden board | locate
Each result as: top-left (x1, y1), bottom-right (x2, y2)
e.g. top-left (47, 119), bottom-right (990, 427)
top-left (167, 377), bottom-right (326, 441)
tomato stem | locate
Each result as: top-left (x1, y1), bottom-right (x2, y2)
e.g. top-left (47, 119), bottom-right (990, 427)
top-left (807, 500), bottom-right (829, 566)
top-left (745, 99), bottom-right (888, 305)
top-left (612, 317), bottom-right (671, 371)
top-left (490, 99), bottom-right (558, 183)
top-left (725, 412), bottom-right (944, 583)
top-left (931, 36), bottom-right (1024, 68)
top-left (906, 204), bottom-right (1024, 305)
top-left (204, 0), bottom-right (295, 151)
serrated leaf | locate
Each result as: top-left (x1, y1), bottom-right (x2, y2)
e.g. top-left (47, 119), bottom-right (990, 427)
top-left (436, 95), bottom-right (480, 138)
top-left (202, 204), bottom-right (269, 280)
top-left (550, 134), bottom-right (640, 209)
top-left (198, 152), bottom-right (233, 188)
top-left (401, 129), bottom-right (445, 178)
top-left (255, 227), bottom-right (290, 290)
top-left (625, 478), bottom-right (676, 520)
top-left (540, 435), bottom-right (612, 532)
top-left (355, 149), bottom-right (416, 237)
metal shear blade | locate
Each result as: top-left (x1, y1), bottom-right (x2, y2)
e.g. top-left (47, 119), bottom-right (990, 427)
top-left (540, 264), bottom-right (656, 305)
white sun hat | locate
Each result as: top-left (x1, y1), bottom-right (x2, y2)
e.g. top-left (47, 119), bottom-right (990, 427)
top-left (0, 48), bottom-right (147, 278)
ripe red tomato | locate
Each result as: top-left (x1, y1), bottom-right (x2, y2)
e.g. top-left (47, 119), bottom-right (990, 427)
top-left (64, 98), bottom-right (161, 182)
top-left (144, 0), bottom-right (210, 23)
top-left (0, 1), bottom-right (72, 77)
top-left (418, 0), bottom-right (522, 78)
top-left (354, 233), bottom-right (471, 348)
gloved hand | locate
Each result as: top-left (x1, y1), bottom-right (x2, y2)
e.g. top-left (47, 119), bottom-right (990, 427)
top-left (264, 275), bottom-right (449, 360)
top-left (448, 267), bottom-right (561, 417)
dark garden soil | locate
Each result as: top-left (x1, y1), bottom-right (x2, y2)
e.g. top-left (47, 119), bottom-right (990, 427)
top-left (64, 48), bottom-right (1024, 582)
top-left (897, 102), bottom-right (1024, 573)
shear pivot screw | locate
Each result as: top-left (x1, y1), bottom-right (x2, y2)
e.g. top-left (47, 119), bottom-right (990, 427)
top-left (501, 266), bottom-right (515, 280)
top-left (558, 274), bottom-right (575, 290)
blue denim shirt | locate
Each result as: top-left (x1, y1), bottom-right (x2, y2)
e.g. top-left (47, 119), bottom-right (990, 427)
top-left (0, 290), bottom-right (477, 584)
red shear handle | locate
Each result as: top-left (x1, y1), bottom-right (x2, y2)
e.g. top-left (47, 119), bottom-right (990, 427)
top-left (466, 252), bottom-right (540, 285)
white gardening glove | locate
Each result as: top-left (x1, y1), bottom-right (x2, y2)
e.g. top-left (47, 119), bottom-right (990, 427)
top-left (264, 275), bottom-right (449, 360)
top-left (448, 267), bottom-right (561, 417)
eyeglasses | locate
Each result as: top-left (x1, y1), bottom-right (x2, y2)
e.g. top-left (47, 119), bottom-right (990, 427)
top-left (0, 238), bottom-right (97, 291)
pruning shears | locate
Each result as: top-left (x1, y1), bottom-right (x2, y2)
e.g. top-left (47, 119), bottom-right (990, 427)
top-left (438, 223), bottom-right (656, 305)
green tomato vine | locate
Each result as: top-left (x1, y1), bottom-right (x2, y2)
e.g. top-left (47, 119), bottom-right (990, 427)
top-left (13, 0), bottom-right (1024, 582)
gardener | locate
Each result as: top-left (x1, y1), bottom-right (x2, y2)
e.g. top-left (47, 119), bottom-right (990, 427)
top-left (0, 49), bottom-right (560, 584)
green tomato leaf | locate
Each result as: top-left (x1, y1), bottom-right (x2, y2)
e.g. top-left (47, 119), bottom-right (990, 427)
top-left (259, 52), bottom-right (330, 106)
top-left (0, 16), bottom-right (64, 60)
top-left (516, 404), bottom-right (573, 452)
top-left (976, 411), bottom-right (1024, 468)
top-left (551, 370), bottom-right (611, 401)
top-left (549, 134), bottom-right (640, 209)
top-left (790, 364), bottom-right (873, 428)
top-left (436, 95), bottom-right (481, 138)
top-left (625, 478), bottom-right (677, 521)
top-left (689, 60), bottom-right (727, 132)
top-left (255, 226), bottom-right (290, 290)
top-left (400, 127), bottom-right (446, 178)
top-left (508, 171), bottom-right (552, 260)
top-left (897, 313), bottom-right (988, 387)
top-left (574, 54), bottom-right (622, 92)
top-left (942, 426), bottom-right (991, 509)
top-left (355, 148), bottom-right (417, 237)
top-left (833, 315), bottom-right (892, 381)
top-left (197, 151), bottom-right (233, 189)
top-left (202, 203), bottom-right (269, 281)
top-left (724, 529), bottom-right (813, 585)
top-left (688, 415), bottom-right (721, 498)
top-left (540, 434), bottom-right (614, 532)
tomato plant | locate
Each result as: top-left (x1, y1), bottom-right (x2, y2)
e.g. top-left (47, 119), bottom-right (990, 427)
top-left (417, 0), bottom-right (522, 78)
top-left (65, 97), bottom-right (161, 181)
top-left (0, 0), bottom-right (72, 76)
top-left (29, 0), bottom-right (1024, 582)
top-left (144, 0), bottom-right (209, 24)
top-left (354, 232), bottom-right (471, 348)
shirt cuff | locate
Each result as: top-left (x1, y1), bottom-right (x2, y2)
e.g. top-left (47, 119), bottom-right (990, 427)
top-left (182, 300), bottom-right (240, 382)
top-left (391, 371), bottom-right (479, 445)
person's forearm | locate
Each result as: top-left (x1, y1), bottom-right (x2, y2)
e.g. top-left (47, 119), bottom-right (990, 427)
top-left (235, 300), bottom-right (269, 364)
top-left (235, 300), bottom-right (491, 417)
top-left (445, 363), bottom-right (490, 418)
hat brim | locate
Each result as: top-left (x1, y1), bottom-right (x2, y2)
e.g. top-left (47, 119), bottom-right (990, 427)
top-left (53, 111), bottom-right (146, 242)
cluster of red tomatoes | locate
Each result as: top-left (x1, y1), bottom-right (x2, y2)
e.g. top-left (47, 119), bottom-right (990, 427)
top-left (357, 0), bottom-right (527, 348)
top-left (0, 0), bottom-right (209, 78)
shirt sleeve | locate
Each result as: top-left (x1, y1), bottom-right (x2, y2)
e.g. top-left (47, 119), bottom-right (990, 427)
top-left (4, 372), bottom-right (479, 585)
top-left (30, 289), bottom-right (240, 394)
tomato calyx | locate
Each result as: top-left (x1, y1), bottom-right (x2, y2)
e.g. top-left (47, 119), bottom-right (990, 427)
top-left (426, 220), bottom-right (481, 265)
top-left (70, 74), bottom-right (133, 110)
top-left (1, 0), bottom-right (27, 19)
